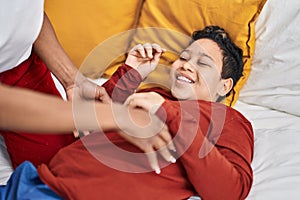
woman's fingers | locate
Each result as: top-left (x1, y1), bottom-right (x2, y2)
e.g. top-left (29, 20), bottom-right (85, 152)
top-left (157, 146), bottom-right (176, 164)
top-left (152, 134), bottom-right (176, 162)
top-left (124, 93), bottom-right (151, 111)
top-left (95, 85), bottom-right (111, 103)
top-left (145, 150), bottom-right (160, 174)
top-left (139, 124), bottom-right (176, 174)
top-left (135, 44), bottom-right (147, 58)
top-left (124, 92), bottom-right (165, 115)
top-left (132, 43), bottom-right (165, 59)
top-left (73, 130), bottom-right (90, 138)
top-left (144, 140), bottom-right (176, 174)
top-left (158, 125), bottom-right (176, 152)
top-left (143, 43), bottom-right (153, 58)
top-left (117, 119), bottom-right (176, 174)
top-left (152, 43), bottom-right (166, 53)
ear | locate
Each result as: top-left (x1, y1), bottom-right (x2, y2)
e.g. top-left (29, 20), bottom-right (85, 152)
top-left (217, 78), bottom-right (233, 97)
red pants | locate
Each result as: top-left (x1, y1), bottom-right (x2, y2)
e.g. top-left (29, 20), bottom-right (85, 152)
top-left (0, 52), bottom-right (76, 169)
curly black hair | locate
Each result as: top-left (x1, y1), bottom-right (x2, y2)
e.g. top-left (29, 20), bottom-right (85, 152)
top-left (190, 26), bottom-right (244, 101)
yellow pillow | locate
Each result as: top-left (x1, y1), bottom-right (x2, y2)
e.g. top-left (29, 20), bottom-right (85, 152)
top-left (132, 0), bottom-right (267, 106)
top-left (44, 0), bottom-right (143, 78)
top-left (46, 0), bottom-right (267, 106)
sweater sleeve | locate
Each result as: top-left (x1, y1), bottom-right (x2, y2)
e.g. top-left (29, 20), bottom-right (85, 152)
top-left (156, 100), bottom-right (254, 200)
top-left (102, 64), bottom-right (143, 103)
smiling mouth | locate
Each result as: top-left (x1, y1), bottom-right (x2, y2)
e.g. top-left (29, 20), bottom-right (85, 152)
top-left (176, 74), bottom-right (195, 84)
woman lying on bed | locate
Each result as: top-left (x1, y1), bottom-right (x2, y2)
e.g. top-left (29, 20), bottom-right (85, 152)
top-left (0, 26), bottom-right (254, 200)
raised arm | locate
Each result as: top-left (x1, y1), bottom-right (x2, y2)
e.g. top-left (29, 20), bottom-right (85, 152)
top-left (102, 43), bottom-right (165, 103)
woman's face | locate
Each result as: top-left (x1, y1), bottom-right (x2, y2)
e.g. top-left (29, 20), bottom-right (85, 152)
top-left (169, 38), bottom-right (228, 101)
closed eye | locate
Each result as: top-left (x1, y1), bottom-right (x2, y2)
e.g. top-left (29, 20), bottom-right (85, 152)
top-left (197, 61), bottom-right (211, 67)
top-left (179, 50), bottom-right (190, 61)
top-left (179, 56), bottom-right (187, 61)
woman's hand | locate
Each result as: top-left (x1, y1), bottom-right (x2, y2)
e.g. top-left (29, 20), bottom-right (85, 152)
top-left (122, 92), bottom-right (174, 174)
top-left (118, 126), bottom-right (176, 174)
top-left (115, 103), bottom-right (176, 174)
top-left (66, 75), bottom-right (112, 138)
top-left (124, 92), bottom-right (165, 114)
top-left (66, 76), bottom-right (111, 104)
top-left (125, 43), bottom-right (166, 79)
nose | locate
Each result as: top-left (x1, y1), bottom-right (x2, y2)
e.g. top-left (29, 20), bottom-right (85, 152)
top-left (181, 61), bottom-right (195, 72)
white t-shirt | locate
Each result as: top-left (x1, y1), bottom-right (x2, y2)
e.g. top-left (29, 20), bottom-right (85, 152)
top-left (0, 0), bottom-right (44, 73)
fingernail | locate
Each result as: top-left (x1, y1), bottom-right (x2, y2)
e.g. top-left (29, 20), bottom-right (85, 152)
top-left (169, 143), bottom-right (177, 152)
top-left (155, 168), bottom-right (161, 174)
top-left (169, 156), bottom-right (176, 163)
top-left (171, 146), bottom-right (177, 152)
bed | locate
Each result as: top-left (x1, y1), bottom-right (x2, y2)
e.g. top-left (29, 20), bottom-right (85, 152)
top-left (234, 0), bottom-right (300, 198)
top-left (1, 0), bottom-right (300, 199)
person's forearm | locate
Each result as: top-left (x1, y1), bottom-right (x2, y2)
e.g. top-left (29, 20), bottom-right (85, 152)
top-left (0, 84), bottom-right (118, 133)
top-left (0, 84), bottom-right (175, 171)
top-left (0, 83), bottom-right (156, 135)
top-left (33, 12), bottom-right (83, 89)
top-left (0, 84), bottom-right (74, 133)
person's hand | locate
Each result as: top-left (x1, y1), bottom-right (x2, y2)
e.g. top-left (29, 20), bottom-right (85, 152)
top-left (118, 126), bottom-right (176, 174)
top-left (66, 74), bottom-right (111, 138)
top-left (124, 92), bottom-right (173, 173)
top-left (125, 43), bottom-right (166, 79)
top-left (114, 104), bottom-right (176, 174)
top-left (66, 74), bottom-right (111, 104)
top-left (124, 92), bottom-right (165, 114)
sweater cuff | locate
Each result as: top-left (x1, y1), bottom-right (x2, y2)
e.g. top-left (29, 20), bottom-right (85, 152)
top-left (121, 63), bottom-right (143, 83)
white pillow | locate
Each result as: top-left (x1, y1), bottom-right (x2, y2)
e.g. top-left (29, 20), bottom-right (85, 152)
top-left (239, 0), bottom-right (300, 116)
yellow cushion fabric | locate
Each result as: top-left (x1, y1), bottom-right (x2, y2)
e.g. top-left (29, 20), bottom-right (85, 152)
top-left (133, 0), bottom-right (267, 106)
top-left (44, 0), bottom-right (142, 78)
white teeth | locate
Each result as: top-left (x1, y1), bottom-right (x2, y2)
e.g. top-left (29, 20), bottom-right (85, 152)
top-left (177, 75), bottom-right (193, 83)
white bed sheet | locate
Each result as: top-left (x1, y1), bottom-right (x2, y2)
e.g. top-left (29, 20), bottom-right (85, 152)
top-left (249, 128), bottom-right (300, 200)
top-left (235, 101), bottom-right (300, 200)
top-left (235, 0), bottom-right (300, 198)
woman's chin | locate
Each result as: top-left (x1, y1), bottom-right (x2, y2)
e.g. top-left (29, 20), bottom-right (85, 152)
top-left (171, 88), bottom-right (191, 100)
